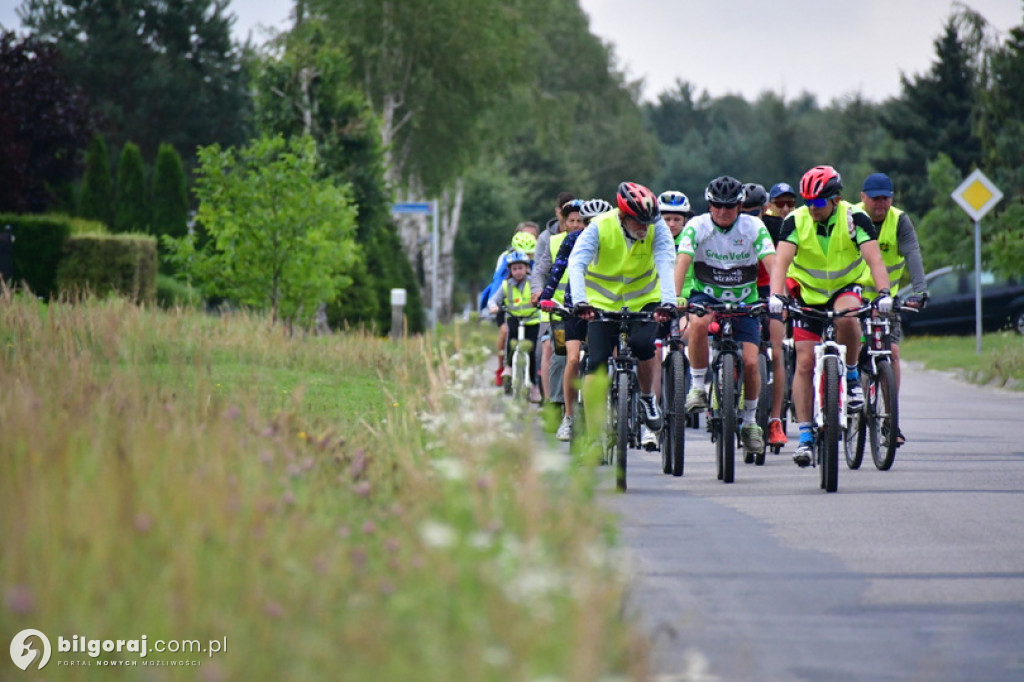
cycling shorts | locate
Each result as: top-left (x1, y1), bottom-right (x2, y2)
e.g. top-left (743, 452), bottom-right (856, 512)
top-left (690, 292), bottom-right (761, 347)
top-left (584, 302), bottom-right (660, 374)
top-left (792, 284), bottom-right (863, 343)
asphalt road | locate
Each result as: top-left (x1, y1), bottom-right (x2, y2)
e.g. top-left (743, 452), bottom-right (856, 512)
top-left (596, 362), bottom-right (1024, 682)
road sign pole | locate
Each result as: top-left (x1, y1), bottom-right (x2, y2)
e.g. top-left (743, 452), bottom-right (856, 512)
top-left (974, 220), bottom-right (982, 354)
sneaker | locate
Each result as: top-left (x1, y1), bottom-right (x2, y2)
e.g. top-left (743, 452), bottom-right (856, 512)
top-left (556, 416), bottom-right (574, 442)
top-left (684, 386), bottom-right (708, 413)
top-left (638, 394), bottom-right (663, 431)
top-left (529, 385), bottom-right (542, 403)
top-left (740, 423), bottom-right (765, 454)
top-left (767, 419), bottom-right (787, 447)
top-left (847, 377), bottom-right (864, 410)
top-left (793, 441), bottom-right (813, 468)
top-left (640, 426), bottom-right (658, 451)
top-left (494, 367), bottom-right (504, 387)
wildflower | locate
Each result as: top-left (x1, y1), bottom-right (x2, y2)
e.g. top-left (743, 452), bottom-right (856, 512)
top-left (431, 458), bottom-right (466, 481)
top-left (419, 520), bottom-right (456, 548)
top-left (5, 585), bottom-right (34, 614)
top-left (134, 513), bottom-right (154, 533)
top-left (361, 521), bottom-right (376, 535)
top-left (349, 449), bottom-right (367, 479)
top-left (223, 405), bottom-right (241, 420)
top-left (282, 491), bottom-right (296, 505)
top-left (349, 547), bottom-right (367, 569)
top-left (264, 601), bottom-right (284, 619)
top-left (352, 481), bottom-right (371, 497)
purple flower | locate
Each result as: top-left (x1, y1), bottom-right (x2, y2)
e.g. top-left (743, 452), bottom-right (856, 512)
top-left (5, 585), bottom-right (34, 614)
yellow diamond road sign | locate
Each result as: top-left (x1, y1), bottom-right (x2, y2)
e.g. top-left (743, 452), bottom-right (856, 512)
top-left (951, 169), bottom-right (1003, 221)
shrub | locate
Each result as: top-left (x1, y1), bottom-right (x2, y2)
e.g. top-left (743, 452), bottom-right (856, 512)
top-left (57, 234), bottom-right (157, 304)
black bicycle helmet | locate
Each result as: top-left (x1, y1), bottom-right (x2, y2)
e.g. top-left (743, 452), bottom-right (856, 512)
top-left (741, 183), bottom-right (768, 209)
top-left (704, 176), bottom-right (745, 205)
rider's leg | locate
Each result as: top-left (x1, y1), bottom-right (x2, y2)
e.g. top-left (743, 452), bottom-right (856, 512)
top-left (769, 317), bottom-right (786, 419)
top-left (741, 339), bottom-right (761, 421)
top-left (563, 339), bottom-right (582, 418)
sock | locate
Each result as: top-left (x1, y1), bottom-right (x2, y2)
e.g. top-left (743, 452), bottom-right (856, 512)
top-left (691, 368), bottom-right (707, 386)
top-left (799, 422), bottom-right (814, 444)
top-left (846, 364), bottom-right (859, 382)
top-left (742, 399), bottom-right (757, 424)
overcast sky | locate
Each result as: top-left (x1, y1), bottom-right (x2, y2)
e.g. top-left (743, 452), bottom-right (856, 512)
top-left (2, 0), bottom-right (1020, 104)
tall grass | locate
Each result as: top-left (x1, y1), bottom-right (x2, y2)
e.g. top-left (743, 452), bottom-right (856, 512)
top-left (0, 295), bottom-right (645, 680)
top-left (902, 331), bottom-right (1024, 388)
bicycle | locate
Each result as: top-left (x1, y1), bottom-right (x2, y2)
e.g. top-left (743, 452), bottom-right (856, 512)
top-left (658, 321), bottom-right (689, 477)
top-left (689, 301), bottom-right (767, 483)
top-left (754, 315), bottom-right (773, 460)
top-left (591, 308), bottom-right (659, 492)
top-left (498, 305), bottom-right (538, 404)
top-left (845, 300), bottom-right (917, 471)
top-left (539, 300), bottom-right (587, 448)
top-left (783, 301), bottom-right (871, 493)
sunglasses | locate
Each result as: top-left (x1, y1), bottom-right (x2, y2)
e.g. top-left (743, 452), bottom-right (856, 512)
top-left (709, 201), bottom-right (739, 210)
top-left (804, 196), bottom-right (833, 208)
top-left (772, 199), bottom-right (795, 208)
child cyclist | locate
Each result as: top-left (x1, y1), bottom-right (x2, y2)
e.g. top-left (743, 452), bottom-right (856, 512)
top-left (489, 250), bottom-right (542, 402)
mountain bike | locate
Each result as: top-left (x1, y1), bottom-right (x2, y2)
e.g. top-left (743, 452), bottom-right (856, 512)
top-left (658, 322), bottom-right (689, 477)
top-left (784, 301), bottom-right (871, 493)
top-left (846, 301), bottom-right (917, 471)
top-left (690, 301), bottom-right (767, 483)
top-left (591, 308), bottom-right (659, 492)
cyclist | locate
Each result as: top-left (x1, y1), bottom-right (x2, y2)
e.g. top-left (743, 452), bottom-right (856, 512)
top-left (488, 250), bottom-right (542, 401)
top-left (567, 181), bottom-right (678, 442)
top-left (855, 172), bottom-right (929, 445)
top-left (747, 182), bottom-right (791, 448)
top-left (482, 228), bottom-right (538, 385)
top-left (674, 176), bottom-right (777, 455)
top-left (540, 198), bottom-right (609, 441)
top-left (543, 199), bottom-right (585, 418)
top-left (768, 165), bottom-right (892, 467)
top-left (767, 182), bottom-right (797, 220)
top-left (533, 192), bottom-right (577, 402)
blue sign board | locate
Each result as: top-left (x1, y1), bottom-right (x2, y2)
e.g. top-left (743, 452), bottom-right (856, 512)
top-left (391, 202), bottom-right (434, 215)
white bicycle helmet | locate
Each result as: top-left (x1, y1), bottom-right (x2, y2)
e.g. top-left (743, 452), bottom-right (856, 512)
top-left (580, 198), bottom-right (613, 219)
top-left (658, 190), bottom-right (691, 214)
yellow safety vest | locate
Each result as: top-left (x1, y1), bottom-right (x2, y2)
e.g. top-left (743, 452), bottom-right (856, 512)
top-left (854, 202), bottom-right (905, 296)
top-left (789, 201), bottom-right (871, 305)
top-left (502, 279), bottom-right (540, 325)
top-left (584, 212), bottom-right (660, 311)
top-left (548, 231), bottom-right (569, 306)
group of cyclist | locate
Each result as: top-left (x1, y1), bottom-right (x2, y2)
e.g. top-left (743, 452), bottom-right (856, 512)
top-left (483, 165), bottom-right (928, 468)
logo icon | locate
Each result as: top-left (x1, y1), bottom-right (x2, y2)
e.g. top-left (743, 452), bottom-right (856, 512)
top-left (10, 629), bottom-right (51, 671)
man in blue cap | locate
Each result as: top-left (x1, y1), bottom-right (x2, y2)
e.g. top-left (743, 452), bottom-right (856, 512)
top-left (767, 182), bottom-right (797, 219)
top-left (855, 172), bottom-right (929, 446)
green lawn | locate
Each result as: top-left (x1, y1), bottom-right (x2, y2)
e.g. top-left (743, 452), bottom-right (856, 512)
top-left (901, 330), bottom-right (1024, 388)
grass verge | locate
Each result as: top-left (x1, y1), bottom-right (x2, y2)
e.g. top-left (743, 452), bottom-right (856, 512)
top-left (901, 330), bottom-right (1024, 388)
top-left (1, 295), bottom-right (646, 680)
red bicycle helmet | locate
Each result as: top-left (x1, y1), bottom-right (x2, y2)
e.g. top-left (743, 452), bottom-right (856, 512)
top-left (616, 181), bottom-right (659, 224)
top-left (799, 165), bottom-right (843, 199)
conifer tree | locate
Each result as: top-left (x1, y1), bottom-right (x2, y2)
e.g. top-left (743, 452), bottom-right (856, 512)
top-left (113, 141), bottom-right (148, 233)
top-left (78, 134), bottom-right (113, 227)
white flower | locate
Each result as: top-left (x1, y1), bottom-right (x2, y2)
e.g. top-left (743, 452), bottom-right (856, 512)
top-left (419, 520), bottom-right (457, 548)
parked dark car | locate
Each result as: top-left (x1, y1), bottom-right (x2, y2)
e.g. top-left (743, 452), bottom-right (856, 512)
top-left (902, 266), bottom-right (1024, 335)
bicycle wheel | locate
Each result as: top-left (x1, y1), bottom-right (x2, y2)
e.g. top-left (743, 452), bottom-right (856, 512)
top-left (754, 351), bottom-right (770, 466)
top-left (870, 360), bottom-right (899, 471)
top-left (820, 355), bottom-right (840, 493)
top-left (659, 358), bottom-right (673, 475)
top-left (845, 403), bottom-right (864, 469)
top-left (615, 372), bottom-right (630, 491)
top-left (718, 353), bottom-right (737, 484)
top-left (667, 351), bottom-right (687, 477)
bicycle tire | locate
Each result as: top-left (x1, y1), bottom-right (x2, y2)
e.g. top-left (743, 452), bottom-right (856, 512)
top-left (719, 353), bottom-right (737, 484)
top-left (821, 355), bottom-right (840, 493)
top-left (845, 404), bottom-right (864, 469)
top-left (668, 351), bottom-right (687, 477)
top-left (660, 358), bottom-right (673, 475)
top-left (615, 372), bottom-right (630, 491)
top-left (752, 351), bottom-right (769, 466)
top-left (870, 360), bottom-right (899, 471)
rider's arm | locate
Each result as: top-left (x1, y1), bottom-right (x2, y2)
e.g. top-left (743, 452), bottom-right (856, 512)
top-left (566, 224), bottom-right (600, 306)
top-left (850, 211), bottom-right (890, 293)
top-left (897, 212), bottom-right (928, 294)
top-left (530, 230), bottom-right (553, 295)
top-left (653, 220), bottom-right (678, 305)
top-left (771, 242), bottom-right (797, 297)
top-left (487, 281), bottom-right (507, 311)
top-left (540, 230), bottom-right (579, 300)
top-left (674, 221), bottom-right (698, 301)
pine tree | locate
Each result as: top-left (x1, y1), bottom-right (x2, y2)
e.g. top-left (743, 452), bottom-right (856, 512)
top-left (78, 134), bottom-right (113, 227)
top-left (113, 141), bottom-right (148, 233)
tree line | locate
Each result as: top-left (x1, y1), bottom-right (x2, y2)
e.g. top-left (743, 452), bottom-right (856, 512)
top-left (2, 0), bottom-right (1022, 329)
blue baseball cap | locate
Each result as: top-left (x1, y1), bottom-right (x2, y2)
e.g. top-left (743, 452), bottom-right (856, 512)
top-left (769, 182), bottom-right (796, 199)
top-left (862, 173), bottom-right (893, 198)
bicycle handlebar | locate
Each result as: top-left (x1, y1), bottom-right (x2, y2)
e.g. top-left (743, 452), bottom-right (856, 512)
top-left (685, 301), bottom-right (767, 318)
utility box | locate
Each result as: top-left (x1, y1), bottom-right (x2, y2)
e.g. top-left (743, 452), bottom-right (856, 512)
top-left (390, 288), bottom-right (407, 340)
